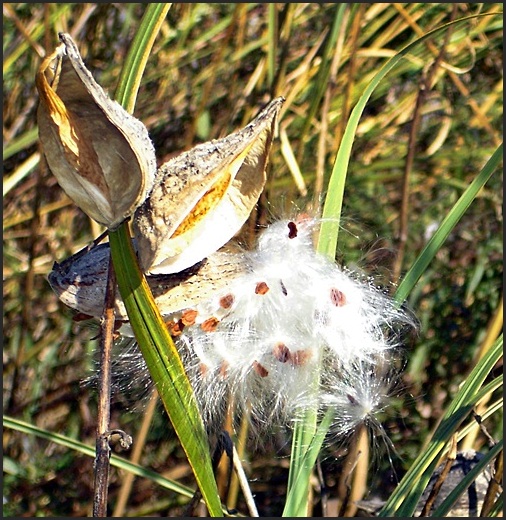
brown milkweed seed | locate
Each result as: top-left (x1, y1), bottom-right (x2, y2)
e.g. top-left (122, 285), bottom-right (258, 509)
top-left (201, 317), bottom-right (220, 332)
top-left (253, 361), bottom-right (269, 377)
top-left (255, 281), bottom-right (270, 295)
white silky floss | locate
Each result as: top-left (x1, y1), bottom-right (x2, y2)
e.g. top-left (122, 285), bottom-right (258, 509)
top-left (168, 217), bottom-right (414, 436)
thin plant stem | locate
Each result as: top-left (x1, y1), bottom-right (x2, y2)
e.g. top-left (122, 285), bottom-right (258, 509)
top-left (418, 434), bottom-right (458, 517)
top-left (92, 254), bottom-right (117, 517)
top-left (312, 14), bottom-right (346, 212)
top-left (232, 442), bottom-right (259, 517)
top-left (225, 408), bottom-right (251, 512)
top-left (461, 294), bottom-right (503, 450)
top-left (480, 449), bottom-right (503, 517)
top-left (393, 5), bottom-right (457, 282)
top-left (113, 390), bottom-right (159, 517)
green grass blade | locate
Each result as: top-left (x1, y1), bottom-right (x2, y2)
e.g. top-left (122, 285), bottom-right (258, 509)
top-left (3, 415), bottom-right (195, 499)
top-left (3, 127), bottom-right (39, 161)
top-left (114, 3), bottom-right (171, 112)
top-left (283, 410), bottom-right (334, 516)
top-left (487, 493), bottom-right (504, 517)
top-left (394, 143), bottom-right (502, 304)
top-left (108, 223), bottom-right (222, 517)
top-left (267, 3), bottom-right (277, 89)
top-left (3, 152), bottom-right (40, 197)
top-left (107, 5), bottom-right (222, 515)
top-left (317, 13), bottom-right (500, 258)
top-left (283, 9), bottom-right (354, 512)
top-left (456, 397), bottom-right (504, 441)
top-left (280, 8), bottom-right (348, 517)
top-left (283, 406), bottom-right (319, 516)
top-left (378, 335), bottom-right (503, 517)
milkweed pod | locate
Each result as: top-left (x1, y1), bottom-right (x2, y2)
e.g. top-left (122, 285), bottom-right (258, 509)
top-left (133, 97), bottom-right (284, 274)
top-left (36, 33), bottom-right (157, 229)
top-left (48, 241), bottom-right (246, 320)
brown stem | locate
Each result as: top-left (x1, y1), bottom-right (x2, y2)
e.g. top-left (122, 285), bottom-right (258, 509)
top-left (419, 435), bottom-right (458, 517)
top-left (480, 447), bottom-right (503, 517)
top-left (392, 77), bottom-right (427, 283)
top-left (92, 253), bottom-right (117, 517)
top-left (392, 5), bottom-right (458, 282)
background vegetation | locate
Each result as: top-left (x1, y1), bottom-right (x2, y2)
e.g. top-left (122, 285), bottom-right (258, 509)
top-left (3, 3), bottom-right (502, 517)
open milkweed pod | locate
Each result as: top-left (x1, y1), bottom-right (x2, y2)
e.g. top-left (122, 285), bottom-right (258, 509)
top-left (48, 241), bottom-right (246, 321)
top-left (36, 33), bottom-right (157, 229)
top-left (133, 97), bottom-right (284, 274)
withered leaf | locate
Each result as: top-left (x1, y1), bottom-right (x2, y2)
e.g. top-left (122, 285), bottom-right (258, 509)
top-left (133, 97), bottom-right (284, 274)
top-left (36, 33), bottom-right (157, 229)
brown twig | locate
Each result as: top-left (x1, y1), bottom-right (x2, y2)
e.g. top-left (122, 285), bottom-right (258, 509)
top-left (419, 434), bottom-right (458, 517)
top-left (92, 252), bottom-right (117, 517)
top-left (480, 447), bottom-right (503, 517)
top-left (392, 5), bottom-right (458, 282)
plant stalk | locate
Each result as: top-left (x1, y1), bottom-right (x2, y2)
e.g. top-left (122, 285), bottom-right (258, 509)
top-left (92, 253), bottom-right (117, 517)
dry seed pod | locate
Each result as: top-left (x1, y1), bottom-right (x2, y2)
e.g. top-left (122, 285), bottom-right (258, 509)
top-left (48, 242), bottom-right (246, 320)
top-left (36, 33), bottom-right (156, 229)
top-left (133, 97), bottom-right (284, 274)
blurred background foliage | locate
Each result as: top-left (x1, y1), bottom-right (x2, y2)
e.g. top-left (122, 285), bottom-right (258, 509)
top-left (3, 3), bottom-right (502, 517)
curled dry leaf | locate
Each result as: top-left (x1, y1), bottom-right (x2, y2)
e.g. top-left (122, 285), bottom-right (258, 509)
top-left (36, 33), bottom-right (157, 229)
top-left (133, 97), bottom-right (284, 274)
